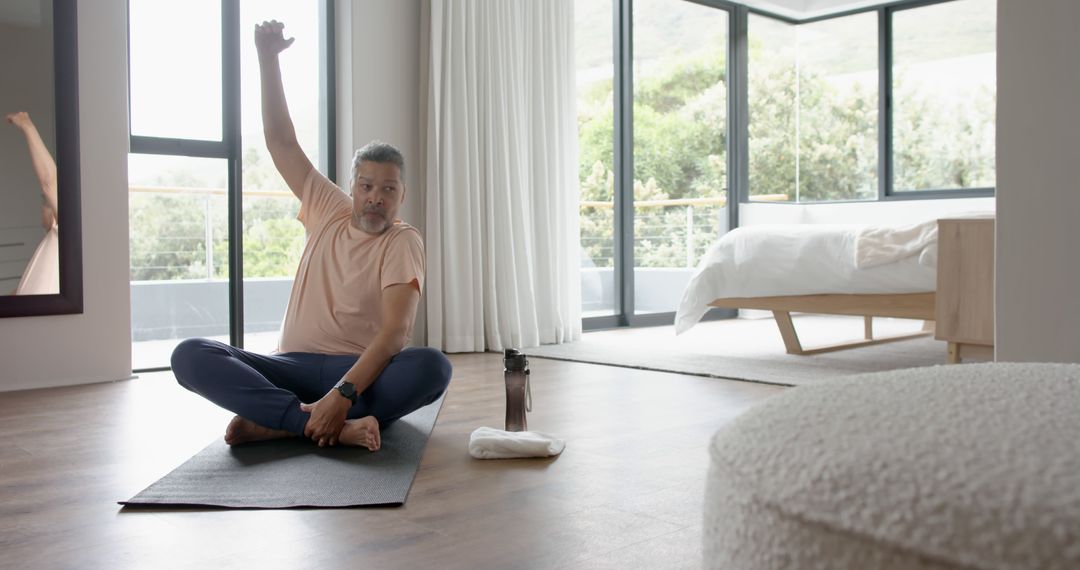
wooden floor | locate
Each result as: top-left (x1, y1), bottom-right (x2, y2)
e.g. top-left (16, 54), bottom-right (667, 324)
top-left (0, 353), bottom-right (783, 569)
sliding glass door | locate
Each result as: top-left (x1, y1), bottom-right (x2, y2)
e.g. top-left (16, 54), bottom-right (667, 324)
top-left (632, 0), bottom-right (730, 316)
top-left (577, 0), bottom-right (734, 328)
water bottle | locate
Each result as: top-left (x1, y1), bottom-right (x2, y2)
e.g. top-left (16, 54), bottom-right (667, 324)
top-left (503, 348), bottom-right (530, 432)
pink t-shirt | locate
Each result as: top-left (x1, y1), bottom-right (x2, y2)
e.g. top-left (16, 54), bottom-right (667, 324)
top-left (15, 223), bottom-right (59, 296)
top-left (277, 169), bottom-right (424, 355)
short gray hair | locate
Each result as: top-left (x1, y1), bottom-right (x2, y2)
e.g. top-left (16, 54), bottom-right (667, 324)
top-left (351, 140), bottom-right (405, 187)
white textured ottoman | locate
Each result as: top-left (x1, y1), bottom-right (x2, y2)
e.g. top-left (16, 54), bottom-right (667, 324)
top-left (704, 363), bottom-right (1080, 570)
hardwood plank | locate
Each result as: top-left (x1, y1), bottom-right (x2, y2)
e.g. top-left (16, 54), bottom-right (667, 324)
top-left (0, 352), bottom-right (783, 568)
top-left (571, 525), bottom-right (704, 570)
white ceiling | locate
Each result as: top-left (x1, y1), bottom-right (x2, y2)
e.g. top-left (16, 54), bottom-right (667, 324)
top-left (738, 0), bottom-right (893, 19)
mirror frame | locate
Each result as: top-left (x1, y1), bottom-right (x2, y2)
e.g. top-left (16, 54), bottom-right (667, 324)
top-left (0, 0), bottom-right (82, 318)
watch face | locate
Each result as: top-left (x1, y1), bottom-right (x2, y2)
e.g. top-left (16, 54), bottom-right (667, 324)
top-left (338, 382), bottom-right (357, 399)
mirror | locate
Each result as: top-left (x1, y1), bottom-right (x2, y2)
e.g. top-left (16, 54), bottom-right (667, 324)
top-left (0, 0), bottom-right (81, 317)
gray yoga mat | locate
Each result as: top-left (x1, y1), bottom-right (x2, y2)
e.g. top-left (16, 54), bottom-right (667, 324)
top-left (121, 396), bottom-right (444, 509)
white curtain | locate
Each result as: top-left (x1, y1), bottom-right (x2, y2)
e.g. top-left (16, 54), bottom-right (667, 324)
top-left (424, 0), bottom-right (582, 352)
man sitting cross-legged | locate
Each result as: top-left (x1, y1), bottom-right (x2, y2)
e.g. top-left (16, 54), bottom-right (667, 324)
top-left (171, 20), bottom-right (451, 451)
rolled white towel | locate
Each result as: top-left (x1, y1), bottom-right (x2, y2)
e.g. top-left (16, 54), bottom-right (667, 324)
top-left (468, 426), bottom-right (565, 459)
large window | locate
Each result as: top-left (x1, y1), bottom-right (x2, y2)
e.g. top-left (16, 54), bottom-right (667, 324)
top-left (128, 0), bottom-right (333, 369)
top-left (578, 0), bottom-right (994, 330)
top-left (748, 0), bottom-right (995, 203)
top-left (892, 0), bottom-right (995, 192)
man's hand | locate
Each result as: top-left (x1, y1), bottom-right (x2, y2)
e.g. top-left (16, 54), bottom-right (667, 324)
top-left (299, 391), bottom-right (351, 446)
top-left (254, 20), bottom-right (294, 60)
top-left (5, 111), bottom-right (31, 130)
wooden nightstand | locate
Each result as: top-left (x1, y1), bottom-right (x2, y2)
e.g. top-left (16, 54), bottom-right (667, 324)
top-left (935, 218), bottom-right (995, 363)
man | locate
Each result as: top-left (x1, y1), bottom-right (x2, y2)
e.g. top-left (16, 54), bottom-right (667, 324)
top-left (171, 20), bottom-right (451, 451)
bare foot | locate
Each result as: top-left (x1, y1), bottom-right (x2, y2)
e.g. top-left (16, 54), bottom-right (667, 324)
top-left (224, 415), bottom-right (293, 446)
top-left (338, 416), bottom-right (381, 451)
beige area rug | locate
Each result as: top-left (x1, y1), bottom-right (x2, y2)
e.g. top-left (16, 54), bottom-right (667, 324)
top-left (526, 315), bottom-right (957, 387)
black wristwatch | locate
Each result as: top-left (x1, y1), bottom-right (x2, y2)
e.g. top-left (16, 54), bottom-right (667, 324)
top-left (334, 380), bottom-right (358, 404)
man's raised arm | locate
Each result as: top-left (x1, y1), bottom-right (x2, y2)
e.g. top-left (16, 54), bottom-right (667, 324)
top-left (6, 112), bottom-right (57, 226)
top-left (255, 20), bottom-right (314, 199)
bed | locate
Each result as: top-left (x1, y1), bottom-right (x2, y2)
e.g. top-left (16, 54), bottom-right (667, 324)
top-left (674, 220), bottom-right (944, 355)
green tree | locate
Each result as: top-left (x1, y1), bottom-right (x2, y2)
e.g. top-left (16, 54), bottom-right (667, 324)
top-left (576, 32), bottom-right (994, 269)
top-left (578, 48), bottom-right (729, 269)
top-left (129, 146), bottom-right (306, 281)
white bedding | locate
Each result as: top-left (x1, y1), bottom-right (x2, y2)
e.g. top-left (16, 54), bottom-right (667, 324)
top-left (674, 224), bottom-right (938, 334)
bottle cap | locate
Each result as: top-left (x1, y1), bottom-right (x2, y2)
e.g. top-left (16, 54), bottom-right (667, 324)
top-left (503, 348), bottom-right (528, 371)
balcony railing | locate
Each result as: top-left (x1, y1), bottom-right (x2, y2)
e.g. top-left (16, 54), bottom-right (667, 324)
top-left (128, 184), bottom-right (299, 357)
top-left (579, 193), bottom-right (788, 270)
top-left (129, 184), bottom-right (295, 280)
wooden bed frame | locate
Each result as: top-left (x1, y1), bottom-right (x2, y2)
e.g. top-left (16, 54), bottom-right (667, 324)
top-left (708, 292), bottom-right (936, 355)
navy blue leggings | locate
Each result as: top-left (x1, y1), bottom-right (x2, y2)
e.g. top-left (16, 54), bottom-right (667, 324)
top-left (171, 338), bottom-right (452, 434)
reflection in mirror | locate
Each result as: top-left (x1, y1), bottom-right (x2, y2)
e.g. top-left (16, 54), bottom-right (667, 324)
top-left (0, 0), bottom-right (57, 296)
top-left (4, 111), bottom-right (59, 295)
top-left (0, 0), bottom-right (82, 317)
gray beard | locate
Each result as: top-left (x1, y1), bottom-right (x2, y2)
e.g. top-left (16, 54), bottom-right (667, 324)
top-left (354, 211), bottom-right (389, 234)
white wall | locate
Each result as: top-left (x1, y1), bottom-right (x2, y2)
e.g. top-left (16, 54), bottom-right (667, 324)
top-left (336, 0), bottom-right (427, 344)
top-left (335, 0), bottom-right (421, 225)
top-left (995, 0), bottom-right (1080, 363)
top-left (0, 0), bottom-right (132, 391)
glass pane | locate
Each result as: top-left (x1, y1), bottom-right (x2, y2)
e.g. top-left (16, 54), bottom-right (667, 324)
top-left (749, 12), bottom-right (877, 203)
top-left (893, 0), bottom-right (996, 191)
top-left (240, 0), bottom-right (323, 354)
top-left (576, 0), bottom-right (616, 318)
top-left (129, 0), bottom-right (222, 141)
top-left (796, 14), bottom-right (878, 202)
top-left (129, 154), bottom-right (229, 369)
top-left (632, 0), bottom-right (728, 315)
top-left (748, 14), bottom-right (797, 202)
